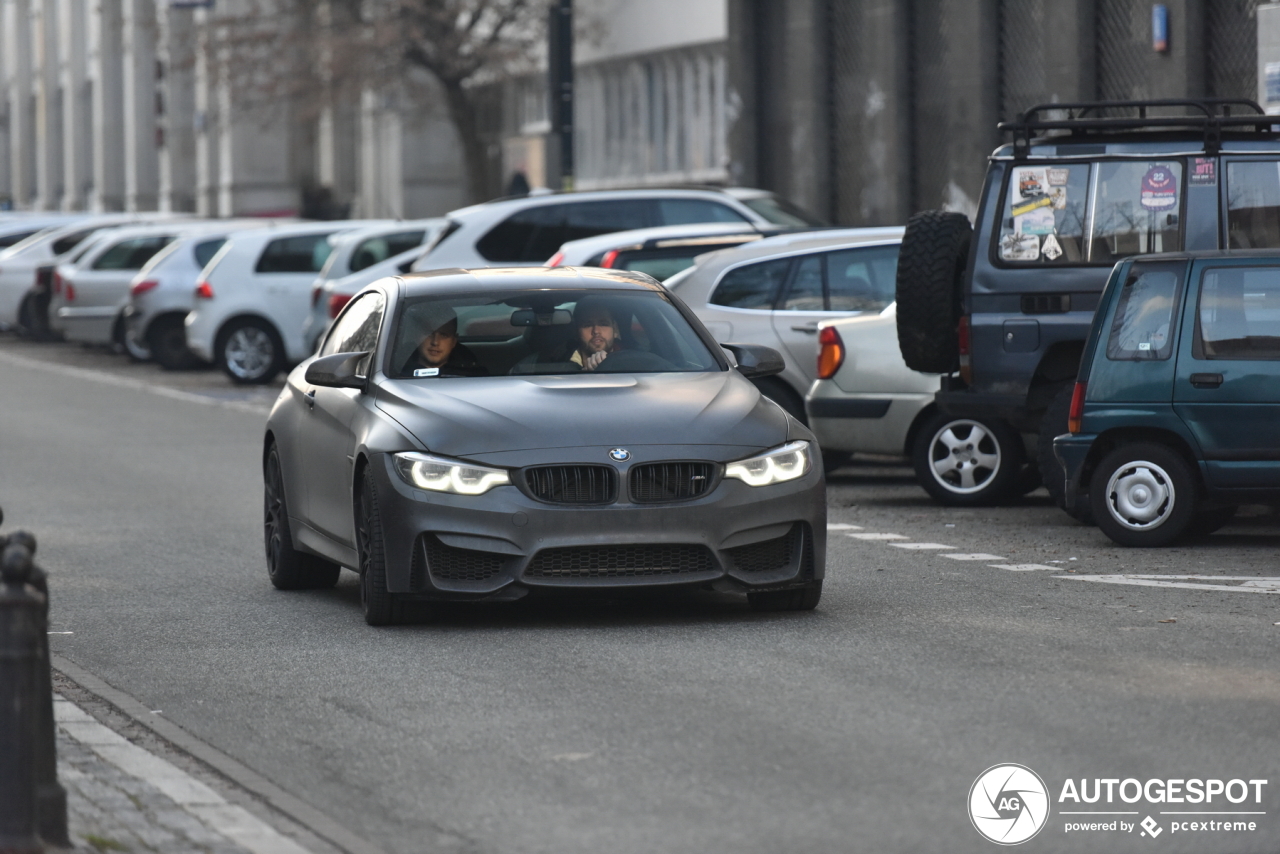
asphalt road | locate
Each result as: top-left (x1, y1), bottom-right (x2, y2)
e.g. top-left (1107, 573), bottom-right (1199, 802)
top-left (2, 336), bottom-right (1278, 854)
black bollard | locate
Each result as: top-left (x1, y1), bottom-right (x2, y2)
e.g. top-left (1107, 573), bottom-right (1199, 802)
top-left (0, 542), bottom-right (44, 854)
top-left (20, 536), bottom-right (69, 849)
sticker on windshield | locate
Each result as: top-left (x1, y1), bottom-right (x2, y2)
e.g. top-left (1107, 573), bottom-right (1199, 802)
top-left (1140, 165), bottom-right (1178, 210)
top-left (413, 368), bottom-right (440, 377)
top-left (1017, 207), bottom-right (1056, 236)
top-left (1000, 232), bottom-right (1041, 261)
top-left (1041, 234), bottom-right (1063, 261)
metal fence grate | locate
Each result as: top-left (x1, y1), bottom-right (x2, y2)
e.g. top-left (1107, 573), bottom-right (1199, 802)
top-left (1207, 0), bottom-right (1260, 100)
top-left (1097, 0), bottom-right (1151, 102)
top-left (998, 0), bottom-right (1052, 122)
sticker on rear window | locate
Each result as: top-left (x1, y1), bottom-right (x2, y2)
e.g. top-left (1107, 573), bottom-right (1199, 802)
top-left (1000, 233), bottom-right (1041, 261)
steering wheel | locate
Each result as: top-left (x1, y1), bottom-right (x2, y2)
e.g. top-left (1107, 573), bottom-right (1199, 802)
top-left (593, 349), bottom-right (676, 373)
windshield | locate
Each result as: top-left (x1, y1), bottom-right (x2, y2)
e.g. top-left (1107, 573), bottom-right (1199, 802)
top-left (742, 195), bottom-right (827, 227)
top-left (390, 289), bottom-right (722, 379)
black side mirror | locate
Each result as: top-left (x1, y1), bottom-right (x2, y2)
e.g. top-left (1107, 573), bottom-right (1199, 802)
top-left (305, 351), bottom-right (370, 390)
top-left (721, 343), bottom-right (785, 379)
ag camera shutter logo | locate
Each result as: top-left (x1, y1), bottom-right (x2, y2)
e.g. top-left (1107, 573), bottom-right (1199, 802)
top-left (969, 764), bottom-right (1050, 845)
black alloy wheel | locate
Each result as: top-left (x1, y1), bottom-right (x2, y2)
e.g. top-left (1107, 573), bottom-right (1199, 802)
top-left (264, 446), bottom-right (340, 590)
top-left (356, 468), bottom-right (399, 626)
top-left (149, 315), bottom-right (201, 370)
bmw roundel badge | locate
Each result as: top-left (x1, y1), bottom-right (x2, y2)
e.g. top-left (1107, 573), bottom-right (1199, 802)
top-left (609, 448), bottom-right (630, 462)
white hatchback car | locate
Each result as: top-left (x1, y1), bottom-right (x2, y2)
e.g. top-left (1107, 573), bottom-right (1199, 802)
top-left (803, 305), bottom-right (940, 465)
top-left (301, 219), bottom-right (445, 352)
top-left (51, 221), bottom-right (219, 353)
top-left (185, 221), bottom-right (381, 383)
top-left (663, 229), bottom-right (904, 426)
top-left (124, 221), bottom-right (283, 369)
top-left (410, 187), bottom-right (823, 272)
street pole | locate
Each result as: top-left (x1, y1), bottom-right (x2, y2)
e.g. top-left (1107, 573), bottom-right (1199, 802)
top-left (548, 0), bottom-right (573, 191)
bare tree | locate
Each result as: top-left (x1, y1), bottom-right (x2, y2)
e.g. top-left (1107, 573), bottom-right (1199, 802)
top-left (206, 0), bottom-right (545, 204)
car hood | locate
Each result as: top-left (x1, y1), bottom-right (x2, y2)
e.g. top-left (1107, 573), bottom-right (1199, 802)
top-left (374, 370), bottom-right (788, 459)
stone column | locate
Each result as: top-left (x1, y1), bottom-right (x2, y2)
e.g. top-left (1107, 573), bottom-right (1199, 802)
top-left (122, 0), bottom-right (158, 210)
top-left (192, 4), bottom-right (219, 216)
top-left (59, 0), bottom-right (90, 210)
top-left (5, 0), bottom-right (37, 209)
top-left (156, 1), bottom-right (196, 211)
top-left (89, 0), bottom-right (125, 211)
top-left (34, 0), bottom-right (64, 210)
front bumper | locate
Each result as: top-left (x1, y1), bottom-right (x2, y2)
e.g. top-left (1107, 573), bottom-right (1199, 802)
top-left (367, 451), bottom-right (827, 598)
top-left (1053, 432), bottom-right (1095, 515)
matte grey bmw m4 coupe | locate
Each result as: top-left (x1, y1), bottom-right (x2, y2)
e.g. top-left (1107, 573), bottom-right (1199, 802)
top-left (263, 267), bottom-right (826, 625)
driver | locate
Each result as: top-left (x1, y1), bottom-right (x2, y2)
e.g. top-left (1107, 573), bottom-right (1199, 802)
top-left (401, 305), bottom-right (487, 377)
top-left (571, 298), bottom-right (622, 371)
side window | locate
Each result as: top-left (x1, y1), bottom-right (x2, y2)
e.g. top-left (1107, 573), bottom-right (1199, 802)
top-left (709, 258), bottom-right (792, 309)
top-left (320, 292), bottom-right (385, 375)
top-left (92, 236), bottom-right (175, 271)
top-left (52, 228), bottom-right (98, 256)
top-left (779, 255), bottom-right (824, 311)
top-left (1226, 161), bottom-right (1280, 249)
top-left (997, 164), bottom-right (1090, 264)
top-left (255, 234), bottom-right (335, 273)
top-left (475, 206), bottom-right (568, 263)
top-left (193, 238), bottom-right (227, 269)
top-left (1105, 262), bottom-right (1184, 361)
top-left (563, 201), bottom-right (654, 242)
top-left (1195, 266), bottom-right (1280, 360)
top-left (350, 230), bottom-right (426, 272)
top-left (656, 199), bottom-right (749, 226)
top-left (1089, 161), bottom-right (1183, 262)
top-left (826, 244), bottom-right (899, 312)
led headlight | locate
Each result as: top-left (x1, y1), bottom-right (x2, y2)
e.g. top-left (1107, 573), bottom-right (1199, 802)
top-left (393, 452), bottom-right (510, 496)
top-left (723, 441), bottom-right (811, 487)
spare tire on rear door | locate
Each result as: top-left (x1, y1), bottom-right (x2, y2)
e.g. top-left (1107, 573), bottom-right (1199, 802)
top-left (895, 210), bottom-right (971, 373)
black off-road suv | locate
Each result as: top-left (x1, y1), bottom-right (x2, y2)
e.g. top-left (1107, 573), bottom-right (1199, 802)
top-left (894, 99), bottom-right (1280, 509)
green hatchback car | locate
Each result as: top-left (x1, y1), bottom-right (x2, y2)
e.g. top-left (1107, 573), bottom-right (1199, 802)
top-left (1055, 251), bottom-right (1280, 546)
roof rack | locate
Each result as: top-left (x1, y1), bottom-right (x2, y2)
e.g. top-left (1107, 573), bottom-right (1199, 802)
top-left (998, 99), bottom-right (1275, 159)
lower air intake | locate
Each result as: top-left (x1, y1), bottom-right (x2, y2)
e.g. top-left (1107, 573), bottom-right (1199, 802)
top-left (524, 544), bottom-right (715, 578)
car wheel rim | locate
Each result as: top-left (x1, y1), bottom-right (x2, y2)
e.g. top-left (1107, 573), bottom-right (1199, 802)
top-left (927, 420), bottom-right (1002, 494)
top-left (264, 454), bottom-right (285, 578)
top-left (225, 327), bottom-right (274, 379)
top-left (1105, 460), bottom-right (1174, 530)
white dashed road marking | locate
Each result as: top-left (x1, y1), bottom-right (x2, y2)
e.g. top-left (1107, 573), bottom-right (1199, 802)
top-left (990, 564), bottom-right (1060, 571)
top-left (827, 523), bottom-right (863, 531)
top-left (941, 553), bottom-right (1007, 561)
top-left (889, 543), bottom-right (956, 550)
top-left (1062, 575), bottom-right (1280, 594)
top-left (849, 533), bottom-right (909, 540)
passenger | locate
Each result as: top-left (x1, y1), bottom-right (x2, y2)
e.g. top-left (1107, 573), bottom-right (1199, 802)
top-left (571, 298), bottom-right (622, 371)
top-left (401, 306), bottom-right (487, 377)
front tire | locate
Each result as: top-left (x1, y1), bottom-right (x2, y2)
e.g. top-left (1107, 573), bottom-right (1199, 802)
top-left (356, 468), bottom-right (399, 626)
top-left (748, 580), bottom-right (822, 612)
top-left (911, 411), bottom-right (1022, 506)
top-left (1089, 443), bottom-right (1195, 547)
top-left (263, 446), bottom-right (341, 590)
top-left (219, 318), bottom-right (283, 384)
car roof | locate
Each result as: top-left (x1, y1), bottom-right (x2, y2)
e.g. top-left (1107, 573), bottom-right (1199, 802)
top-left (553, 222), bottom-right (776, 259)
top-left (443, 187), bottom-right (757, 220)
top-left (395, 266), bottom-right (665, 298)
top-left (689, 229), bottom-right (905, 275)
top-left (224, 220), bottom-right (384, 243)
top-left (1120, 248), bottom-right (1280, 263)
top-left (327, 219), bottom-right (447, 246)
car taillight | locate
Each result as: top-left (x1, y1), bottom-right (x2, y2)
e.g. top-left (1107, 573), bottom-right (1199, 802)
top-left (546, 251), bottom-right (564, 268)
top-left (195, 281), bottom-right (214, 299)
top-left (328, 293), bottom-right (352, 319)
top-left (311, 284), bottom-right (323, 307)
top-left (957, 315), bottom-right (971, 385)
top-left (52, 272), bottom-right (62, 296)
top-left (130, 279), bottom-right (159, 297)
top-left (64, 282), bottom-right (76, 302)
top-left (816, 326), bottom-right (845, 379)
top-left (600, 249), bottom-right (620, 269)
top-left (1067, 381), bottom-right (1087, 434)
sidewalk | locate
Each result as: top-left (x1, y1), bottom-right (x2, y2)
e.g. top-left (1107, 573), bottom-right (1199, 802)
top-left (55, 695), bottom-right (315, 854)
